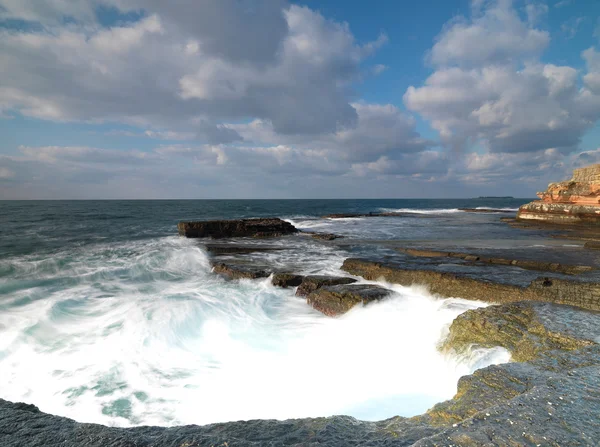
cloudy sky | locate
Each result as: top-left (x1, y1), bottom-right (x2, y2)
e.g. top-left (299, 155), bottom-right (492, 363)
top-left (1, 0), bottom-right (600, 199)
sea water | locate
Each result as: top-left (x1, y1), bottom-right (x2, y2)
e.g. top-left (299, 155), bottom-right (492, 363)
top-left (0, 199), bottom-right (538, 426)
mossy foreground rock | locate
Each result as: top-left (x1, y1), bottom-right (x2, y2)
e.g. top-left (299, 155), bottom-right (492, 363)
top-left (178, 218), bottom-right (298, 238)
top-left (442, 301), bottom-right (597, 362)
top-left (342, 258), bottom-right (600, 312)
top-left (306, 284), bottom-right (392, 316)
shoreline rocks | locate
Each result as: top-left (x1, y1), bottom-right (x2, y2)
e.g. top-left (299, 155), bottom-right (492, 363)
top-left (295, 275), bottom-right (357, 297)
top-left (3, 311), bottom-right (599, 445)
top-left (204, 244), bottom-right (284, 255)
top-left (309, 233), bottom-right (344, 241)
top-left (517, 164), bottom-right (600, 225)
top-left (342, 258), bottom-right (600, 312)
top-left (212, 263), bottom-right (271, 280)
top-left (397, 247), bottom-right (595, 275)
top-left (271, 273), bottom-right (304, 288)
top-left (441, 301), bottom-right (597, 362)
top-left (306, 284), bottom-right (392, 316)
top-left (178, 218), bottom-right (298, 238)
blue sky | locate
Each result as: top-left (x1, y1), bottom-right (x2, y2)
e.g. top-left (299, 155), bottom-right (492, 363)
top-left (1, 0), bottom-right (600, 199)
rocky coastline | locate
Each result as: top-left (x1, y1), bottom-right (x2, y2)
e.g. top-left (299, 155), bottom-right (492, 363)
top-left (517, 164), bottom-right (600, 225)
top-left (4, 189), bottom-right (600, 446)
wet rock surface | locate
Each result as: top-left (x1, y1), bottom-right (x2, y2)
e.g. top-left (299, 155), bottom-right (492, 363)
top-left (397, 247), bottom-right (595, 275)
top-left (212, 263), bottom-right (271, 280)
top-left (306, 284), bottom-right (392, 316)
top-left (309, 233), bottom-right (344, 241)
top-left (442, 301), bottom-right (597, 362)
top-left (178, 218), bottom-right (298, 238)
top-left (295, 275), bottom-right (357, 297)
top-left (342, 258), bottom-right (600, 312)
top-left (3, 303), bottom-right (599, 446)
top-left (204, 244), bottom-right (285, 255)
top-left (271, 273), bottom-right (305, 288)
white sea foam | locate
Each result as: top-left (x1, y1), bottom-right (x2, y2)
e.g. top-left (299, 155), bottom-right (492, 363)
top-left (0, 237), bottom-right (510, 427)
top-left (474, 207), bottom-right (519, 212)
top-left (378, 208), bottom-right (462, 214)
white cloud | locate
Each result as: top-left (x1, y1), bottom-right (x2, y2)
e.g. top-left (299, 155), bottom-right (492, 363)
top-left (428, 0), bottom-right (549, 67)
top-left (405, 0), bottom-right (600, 156)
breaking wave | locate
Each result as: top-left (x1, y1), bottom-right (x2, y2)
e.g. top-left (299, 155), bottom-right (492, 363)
top-left (0, 236), bottom-right (510, 427)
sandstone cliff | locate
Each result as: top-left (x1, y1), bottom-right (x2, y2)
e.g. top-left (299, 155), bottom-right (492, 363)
top-left (517, 164), bottom-right (600, 225)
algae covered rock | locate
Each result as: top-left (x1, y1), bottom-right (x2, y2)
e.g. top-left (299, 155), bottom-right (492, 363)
top-left (441, 301), bottom-right (596, 362)
top-left (212, 263), bottom-right (271, 280)
top-left (271, 273), bottom-right (304, 288)
top-left (306, 284), bottom-right (392, 316)
top-left (295, 275), bottom-right (357, 297)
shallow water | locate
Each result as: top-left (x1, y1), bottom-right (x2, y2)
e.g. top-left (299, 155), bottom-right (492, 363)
top-left (0, 198), bottom-right (567, 426)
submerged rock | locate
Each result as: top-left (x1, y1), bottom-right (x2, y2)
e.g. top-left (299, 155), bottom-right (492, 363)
top-left (178, 218), bottom-right (298, 238)
top-left (295, 275), bottom-right (357, 297)
top-left (271, 273), bottom-right (304, 288)
top-left (306, 284), bottom-right (392, 316)
top-left (397, 247), bottom-right (595, 275)
top-left (204, 244), bottom-right (284, 255)
top-left (342, 258), bottom-right (600, 312)
top-left (212, 263), bottom-right (271, 280)
top-left (310, 233), bottom-right (344, 241)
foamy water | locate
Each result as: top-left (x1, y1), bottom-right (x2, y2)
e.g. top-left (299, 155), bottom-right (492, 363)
top-left (0, 235), bottom-right (510, 427)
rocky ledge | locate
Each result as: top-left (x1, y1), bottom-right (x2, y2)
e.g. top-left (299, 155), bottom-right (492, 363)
top-left (342, 258), bottom-right (600, 312)
top-left (397, 247), bottom-right (595, 275)
top-left (178, 218), bottom-right (298, 238)
top-left (306, 284), bottom-right (392, 316)
top-left (212, 263), bottom-right (271, 280)
top-left (3, 301), bottom-right (599, 446)
top-left (517, 164), bottom-right (600, 225)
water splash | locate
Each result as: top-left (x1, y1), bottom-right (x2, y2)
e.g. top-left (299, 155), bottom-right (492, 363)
top-left (0, 237), bottom-right (509, 427)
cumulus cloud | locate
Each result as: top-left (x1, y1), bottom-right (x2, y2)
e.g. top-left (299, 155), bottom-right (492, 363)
top-left (405, 0), bottom-right (600, 158)
top-left (0, 2), bottom-right (387, 137)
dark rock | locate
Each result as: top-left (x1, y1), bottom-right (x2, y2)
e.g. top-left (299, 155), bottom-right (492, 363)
top-left (178, 218), bottom-right (298, 239)
top-left (397, 248), bottom-right (595, 275)
top-left (310, 233), bottom-right (344, 241)
top-left (306, 284), bottom-right (392, 316)
top-left (295, 275), bottom-right (357, 297)
top-left (342, 258), bottom-right (600, 312)
top-left (271, 273), bottom-right (304, 288)
top-left (212, 263), bottom-right (270, 280)
top-left (204, 244), bottom-right (285, 255)
top-left (585, 241), bottom-right (600, 250)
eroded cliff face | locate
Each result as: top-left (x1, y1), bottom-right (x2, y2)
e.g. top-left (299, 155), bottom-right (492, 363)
top-left (517, 164), bottom-right (600, 224)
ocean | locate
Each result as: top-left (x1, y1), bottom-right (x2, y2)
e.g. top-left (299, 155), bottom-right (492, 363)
top-left (0, 198), bottom-right (590, 427)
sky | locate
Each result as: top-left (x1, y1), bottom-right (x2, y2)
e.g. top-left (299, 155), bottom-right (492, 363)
top-left (2, 0), bottom-right (600, 199)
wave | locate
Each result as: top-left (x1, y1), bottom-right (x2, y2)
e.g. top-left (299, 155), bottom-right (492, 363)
top-left (0, 236), bottom-right (510, 428)
top-left (378, 208), bottom-right (462, 214)
top-left (474, 207), bottom-right (519, 212)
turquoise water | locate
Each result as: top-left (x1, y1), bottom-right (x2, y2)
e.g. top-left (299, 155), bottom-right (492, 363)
top-left (0, 199), bottom-right (539, 426)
